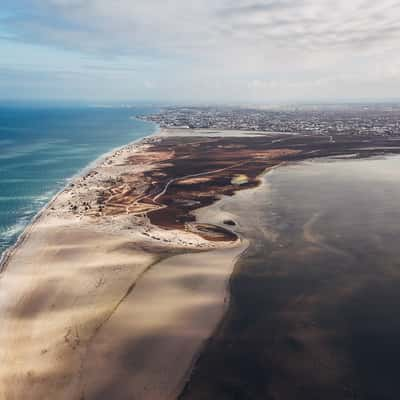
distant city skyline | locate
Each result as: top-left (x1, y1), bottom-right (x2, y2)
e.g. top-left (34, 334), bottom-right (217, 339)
top-left (1, 0), bottom-right (400, 103)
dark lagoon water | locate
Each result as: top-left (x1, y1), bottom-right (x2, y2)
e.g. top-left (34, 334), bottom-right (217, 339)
top-left (182, 155), bottom-right (400, 400)
top-left (0, 105), bottom-right (157, 258)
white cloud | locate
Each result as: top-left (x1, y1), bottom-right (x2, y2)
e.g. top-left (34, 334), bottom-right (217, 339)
top-left (2, 0), bottom-right (400, 101)
top-left (6, 0), bottom-right (397, 53)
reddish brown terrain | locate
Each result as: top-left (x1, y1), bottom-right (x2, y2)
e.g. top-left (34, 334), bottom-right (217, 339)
top-left (3, 130), bottom-right (400, 400)
top-left (95, 133), bottom-right (400, 242)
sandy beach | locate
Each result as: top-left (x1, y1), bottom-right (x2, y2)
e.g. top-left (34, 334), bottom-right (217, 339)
top-left (0, 203), bottom-right (245, 400)
top-left (1, 127), bottom-right (396, 399)
top-left (0, 129), bottom-right (249, 399)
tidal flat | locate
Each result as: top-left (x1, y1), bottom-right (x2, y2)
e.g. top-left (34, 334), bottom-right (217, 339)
top-left (181, 155), bottom-right (400, 400)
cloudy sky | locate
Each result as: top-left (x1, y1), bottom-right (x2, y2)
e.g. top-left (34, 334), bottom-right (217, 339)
top-left (1, 0), bottom-right (400, 103)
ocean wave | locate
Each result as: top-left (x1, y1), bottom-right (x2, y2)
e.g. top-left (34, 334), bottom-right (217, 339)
top-left (0, 140), bottom-right (70, 160)
top-left (0, 189), bottom-right (56, 252)
top-left (0, 190), bottom-right (56, 209)
top-left (32, 191), bottom-right (57, 205)
top-left (0, 195), bottom-right (38, 202)
top-left (0, 178), bottom-right (58, 184)
top-left (0, 219), bottom-right (28, 241)
top-left (40, 146), bottom-right (92, 155)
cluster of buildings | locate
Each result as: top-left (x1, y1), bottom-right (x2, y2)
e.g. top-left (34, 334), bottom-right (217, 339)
top-left (141, 105), bottom-right (400, 136)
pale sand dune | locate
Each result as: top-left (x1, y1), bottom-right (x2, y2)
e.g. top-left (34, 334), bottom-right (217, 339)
top-left (0, 215), bottom-right (159, 399)
top-left (0, 130), bottom-right (257, 399)
top-left (81, 243), bottom-right (246, 400)
top-left (0, 200), bottom-right (246, 400)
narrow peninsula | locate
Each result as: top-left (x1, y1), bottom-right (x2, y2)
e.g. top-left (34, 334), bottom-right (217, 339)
top-left (1, 128), bottom-right (400, 399)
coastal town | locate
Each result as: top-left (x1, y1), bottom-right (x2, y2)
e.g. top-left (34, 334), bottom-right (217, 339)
top-left (141, 104), bottom-right (400, 137)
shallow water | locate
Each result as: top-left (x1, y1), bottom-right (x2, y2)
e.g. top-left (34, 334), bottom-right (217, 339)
top-left (182, 155), bottom-right (400, 400)
top-left (0, 105), bottom-right (156, 257)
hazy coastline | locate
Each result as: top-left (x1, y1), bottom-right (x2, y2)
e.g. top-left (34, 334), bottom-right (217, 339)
top-left (0, 128), bottom-right (250, 399)
top-left (0, 107), bottom-right (158, 259)
top-left (3, 126), bottom-right (400, 399)
top-left (0, 116), bottom-right (159, 272)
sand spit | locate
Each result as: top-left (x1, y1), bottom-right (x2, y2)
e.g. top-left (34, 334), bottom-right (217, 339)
top-left (0, 205), bottom-right (245, 400)
top-left (2, 128), bottom-right (394, 399)
top-left (0, 130), bottom-right (248, 400)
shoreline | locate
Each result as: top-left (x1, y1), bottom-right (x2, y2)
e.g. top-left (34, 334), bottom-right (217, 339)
top-left (2, 127), bottom-right (399, 399)
top-left (0, 168), bottom-right (248, 399)
top-left (77, 196), bottom-right (247, 400)
top-left (0, 126), bottom-right (253, 399)
top-left (0, 120), bottom-right (160, 273)
top-left (177, 166), bottom-right (281, 400)
top-left (178, 154), bottom-right (400, 400)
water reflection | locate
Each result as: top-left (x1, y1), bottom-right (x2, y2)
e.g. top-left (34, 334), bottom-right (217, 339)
top-left (260, 156), bottom-right (400, 399)
top-left (181, 155), bottom-right (400, 400)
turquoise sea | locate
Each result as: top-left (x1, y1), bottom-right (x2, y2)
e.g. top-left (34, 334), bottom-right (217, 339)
top-left (0, 105), bottom-right (157, 258)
